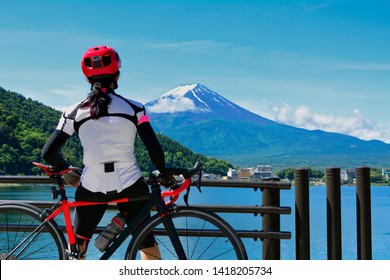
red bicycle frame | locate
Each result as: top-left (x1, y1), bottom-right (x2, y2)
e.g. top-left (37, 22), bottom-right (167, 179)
top-left (33, 162), bottom-right (192, 249)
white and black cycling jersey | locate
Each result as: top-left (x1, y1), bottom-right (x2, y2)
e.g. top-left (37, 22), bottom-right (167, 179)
top-left (51, 92), bottom-right (164, 194)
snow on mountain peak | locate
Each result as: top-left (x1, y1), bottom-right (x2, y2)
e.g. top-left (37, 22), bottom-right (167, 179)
top-left (146, 83), bottom-right (254, 120)
top-left (162, 84), bottom-right (198, 98)
top-left (147, 83), bottom-right (212, 114)
top-left (146, 83), bottom-right (275, 125)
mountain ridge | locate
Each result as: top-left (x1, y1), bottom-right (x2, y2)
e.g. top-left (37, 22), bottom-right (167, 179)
top-left (146, 84), bottom-right (390, 169)
top-left (147, 83), bottom-right (277, 126)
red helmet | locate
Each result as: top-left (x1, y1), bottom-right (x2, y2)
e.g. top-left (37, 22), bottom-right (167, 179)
top-left (81, 46), bottom-right (121, 78)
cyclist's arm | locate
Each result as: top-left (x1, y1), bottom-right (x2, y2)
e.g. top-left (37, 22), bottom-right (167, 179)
top-left (137, 119), bottom-right (166, 173)
top-left (42, 129), bottom-right (70, 166)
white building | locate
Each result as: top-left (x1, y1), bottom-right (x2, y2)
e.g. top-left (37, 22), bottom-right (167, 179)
top-left (227, 168), bottom-right (238, 180)
top-left (340, 169), bottom-right (356, 181)
top-left (228, 165), bottom-right (277, 181)
top-left (253, 165), bottom-right (274, 180)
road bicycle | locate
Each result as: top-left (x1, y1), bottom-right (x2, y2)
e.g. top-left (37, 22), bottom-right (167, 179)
top-left (0, 162), bottom-right (247, 260)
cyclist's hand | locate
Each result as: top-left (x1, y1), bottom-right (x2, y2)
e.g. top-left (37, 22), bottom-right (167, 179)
top-left (63, 169), bottom-right (81, 187)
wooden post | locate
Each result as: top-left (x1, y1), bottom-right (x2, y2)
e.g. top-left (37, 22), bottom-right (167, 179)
top-left (356, 166), bottom-right (372, 260)
top-left (326, 167), bottom-right (342, 260)
top-left (262, 188), bottom-right (281, 260)
top-left (295, 168), bottom-right (310, 259)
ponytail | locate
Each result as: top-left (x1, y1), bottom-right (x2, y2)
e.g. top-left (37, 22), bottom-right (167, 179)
top-left (84, 72), bottom-right (119, 120)
top-left (86, 82), bottom-right (112, 120)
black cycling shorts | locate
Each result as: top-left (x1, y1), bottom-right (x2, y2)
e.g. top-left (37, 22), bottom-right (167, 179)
top-left (74, 177), bottom-right (156, 248)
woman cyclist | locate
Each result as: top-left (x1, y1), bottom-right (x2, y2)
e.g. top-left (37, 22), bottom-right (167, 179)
top-left (42, 45), bottom-right (164, 260)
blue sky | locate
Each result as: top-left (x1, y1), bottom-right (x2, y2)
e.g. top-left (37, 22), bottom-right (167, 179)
top-left (1, 0), bottom-right (389, 143)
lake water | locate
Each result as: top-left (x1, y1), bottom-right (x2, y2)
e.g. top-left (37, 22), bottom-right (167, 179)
top-left (1, 184), bottom-right (389, 260)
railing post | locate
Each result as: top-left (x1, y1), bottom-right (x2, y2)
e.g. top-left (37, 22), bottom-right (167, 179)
top-left (294, 168), bottom-right (310, 260)
top-left (326, 167), bottom-right (342, 260)
top-left (356, 166), bottom-right (372, 260)
top-left (262, 188), bottom-right (280, 260)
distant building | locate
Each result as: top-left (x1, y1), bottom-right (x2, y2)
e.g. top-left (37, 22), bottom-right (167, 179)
top-left (253, 165), bottom-right (274, 180)
top-left (232, 165), bottom-right (279, 181)
top-left (341, 169), bottom-right (356, 181)
top-left (237, 168), bottom-right (252, 180)
top-left (227, 168), bottom-right (238, 180)
top-left (202, 173), bottom-right (221, 180)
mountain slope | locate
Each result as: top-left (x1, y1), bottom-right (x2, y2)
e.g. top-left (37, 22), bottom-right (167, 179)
top-left (146, 84), bottom-right (390, 169)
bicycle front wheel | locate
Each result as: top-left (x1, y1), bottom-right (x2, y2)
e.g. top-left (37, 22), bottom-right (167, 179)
top-left (0, 203), bottom-right (67, 260)
top-left (126, 206), bottom-right (247, 260)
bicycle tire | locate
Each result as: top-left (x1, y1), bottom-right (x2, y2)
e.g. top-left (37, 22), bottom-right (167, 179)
top-left (0, 202), bottom-right (67, 260)
top-left (125, 206), bottom-right (248, 260)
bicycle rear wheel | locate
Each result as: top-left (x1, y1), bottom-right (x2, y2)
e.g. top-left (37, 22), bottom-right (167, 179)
top-left (125, 206), bottom-right (247, 260)
top-left (0, 203), bottom-right (67, 260)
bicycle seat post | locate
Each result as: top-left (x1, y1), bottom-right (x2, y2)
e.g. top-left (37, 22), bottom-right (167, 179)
top-left (52, 175), bottom-right (67, 201)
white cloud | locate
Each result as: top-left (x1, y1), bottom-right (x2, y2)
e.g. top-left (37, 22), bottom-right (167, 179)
top-left (147, 96), bottom-right (204, 113)
top-left (272, 103), bottom-right (390, 143)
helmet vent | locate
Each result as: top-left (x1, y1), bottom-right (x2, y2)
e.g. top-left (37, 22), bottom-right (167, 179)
top-left (83, 57), bottom-right (92, 67)
top-left (102, 55), bottom-right (112, 66)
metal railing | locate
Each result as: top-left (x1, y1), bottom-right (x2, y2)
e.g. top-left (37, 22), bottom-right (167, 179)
top-left (0, 168), bottom-right (374, 260)
top-left (0, 176), bottom-right (292, 260)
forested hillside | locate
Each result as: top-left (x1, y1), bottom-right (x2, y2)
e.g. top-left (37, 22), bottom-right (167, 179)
top-left (0, 87), bottom-right (232, 175)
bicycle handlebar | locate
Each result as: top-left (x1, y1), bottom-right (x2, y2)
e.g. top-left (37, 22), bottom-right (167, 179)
top-left (32, 161), bottom-right (203, 204)
top-left (149, 162), bottom-right (203, 203)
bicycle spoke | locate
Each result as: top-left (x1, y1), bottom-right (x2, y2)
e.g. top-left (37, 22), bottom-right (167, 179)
top-left (154, 236), bottom-right (178, 260)
top-left (0, 204), bottom-right (67, 260)
top-left (208, 247), bottom-right (237, 260)
top-left (190, 218), bottom-right (205, 260)
top-left (14, 227), bottom-right (49, 259)
top-left (13, 214), bottom-right (37, 253)
top-left (126, 206), bottom-right (247, 260)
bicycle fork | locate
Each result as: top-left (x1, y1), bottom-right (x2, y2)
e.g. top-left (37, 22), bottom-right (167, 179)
top-left (157, 204), bottom-right (188, 260)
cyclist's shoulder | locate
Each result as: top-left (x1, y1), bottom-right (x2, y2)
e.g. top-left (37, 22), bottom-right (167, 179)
top-left (60, 99), bottom-right (88, 117)
top-left (110, 92), bottom-right (145, 110)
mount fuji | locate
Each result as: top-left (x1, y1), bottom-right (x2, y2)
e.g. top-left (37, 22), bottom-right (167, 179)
top-left (146, 84), bottom-right (273, 125)
top-left (146, 84), bottom-right (390, 168)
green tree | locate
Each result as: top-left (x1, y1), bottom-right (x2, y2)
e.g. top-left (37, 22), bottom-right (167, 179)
top-left (275, 168), bottom-right (295, 181)
top-left (0, 144), bottom-right (20, 175)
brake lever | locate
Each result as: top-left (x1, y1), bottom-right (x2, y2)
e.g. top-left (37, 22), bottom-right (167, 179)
top-left (196, 170), bottom-right (202, 193)
top-left (183, 188), bottom-right (190, 206)
top-left (183, 168), bottom-right (203, 206)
